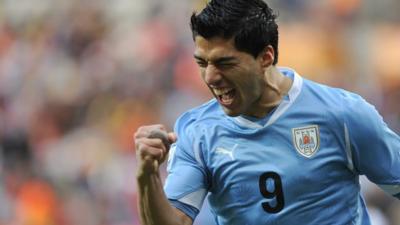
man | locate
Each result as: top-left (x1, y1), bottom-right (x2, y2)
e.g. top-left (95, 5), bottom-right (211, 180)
top-left (134, 0), bottom-right (400, 224)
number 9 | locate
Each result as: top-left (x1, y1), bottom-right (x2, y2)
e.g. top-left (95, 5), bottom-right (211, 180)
top-left (258, 171), bottom-right (285, 213)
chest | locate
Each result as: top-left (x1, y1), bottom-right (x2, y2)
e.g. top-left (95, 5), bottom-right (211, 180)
top-left (203, 124), bottom-right (350, 201)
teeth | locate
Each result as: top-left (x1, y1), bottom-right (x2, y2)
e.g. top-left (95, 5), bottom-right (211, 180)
top-left (213, 87), bottom-right (233, 96)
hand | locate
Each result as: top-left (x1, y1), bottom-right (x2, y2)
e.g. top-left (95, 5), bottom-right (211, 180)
top-left (134, 124), bottom-right (177, 177)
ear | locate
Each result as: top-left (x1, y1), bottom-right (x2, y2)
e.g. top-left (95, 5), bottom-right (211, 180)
top-left (258, 45), bottom-right (275, 68)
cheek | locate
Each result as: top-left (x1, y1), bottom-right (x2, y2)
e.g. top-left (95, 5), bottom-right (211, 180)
top-left (199, 69), bottom-right (206, 80)
top-left (199, 69), bottom-right (212, 86)
top-left (239, 77), bottom-right (263, 100)
top-left (236, 72), bottom-right (260, 89)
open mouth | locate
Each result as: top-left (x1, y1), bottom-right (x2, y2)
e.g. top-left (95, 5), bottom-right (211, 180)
top-left (213, 87), bottom-right (236, 106)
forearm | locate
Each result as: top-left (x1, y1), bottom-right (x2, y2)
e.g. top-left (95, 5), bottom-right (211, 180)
top-left (134, 126), bottom-right (188, 224)
top-left (137, 172), bottom-right (190, 225)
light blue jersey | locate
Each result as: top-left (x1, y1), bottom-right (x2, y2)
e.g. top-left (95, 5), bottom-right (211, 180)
top-left (164, 68), bottom-right (400, 225)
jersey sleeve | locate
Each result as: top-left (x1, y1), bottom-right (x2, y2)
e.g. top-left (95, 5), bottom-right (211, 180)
top-left (343, 93), bottom-right (400, 199)
top-left (164, 113), bottom-right (210, 219)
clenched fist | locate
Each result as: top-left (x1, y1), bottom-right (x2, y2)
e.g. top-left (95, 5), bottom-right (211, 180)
top-left (134, 124), bottom-right (177, 178)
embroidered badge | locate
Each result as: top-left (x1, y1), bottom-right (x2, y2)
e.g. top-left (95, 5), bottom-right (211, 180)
top-left (292, 125), bottom-right (320, 158)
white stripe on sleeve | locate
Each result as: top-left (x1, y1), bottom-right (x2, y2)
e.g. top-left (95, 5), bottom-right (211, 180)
top-left (178, 188), bottom-right (207, 210)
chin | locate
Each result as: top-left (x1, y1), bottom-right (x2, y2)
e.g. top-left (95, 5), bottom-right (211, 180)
top-left (222, 108), bottom-right (241, 117)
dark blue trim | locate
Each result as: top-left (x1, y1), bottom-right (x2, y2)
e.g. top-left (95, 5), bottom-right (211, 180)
top-left (169, 199), bottom-right (200, 221)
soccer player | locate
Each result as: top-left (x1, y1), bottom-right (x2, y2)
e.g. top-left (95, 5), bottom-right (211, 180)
top-left (134, 0), bottom-right (400, 224)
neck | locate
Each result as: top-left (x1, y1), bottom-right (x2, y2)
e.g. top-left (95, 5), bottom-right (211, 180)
top-left (250, 67), bottom-right (293, 118)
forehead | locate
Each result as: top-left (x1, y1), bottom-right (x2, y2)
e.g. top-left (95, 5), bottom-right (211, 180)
top-left (194, 36), bottom-right (241, 59)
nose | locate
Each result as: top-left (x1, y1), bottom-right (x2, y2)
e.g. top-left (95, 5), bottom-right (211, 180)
top-left (204, 64), bottom-right (223, 86)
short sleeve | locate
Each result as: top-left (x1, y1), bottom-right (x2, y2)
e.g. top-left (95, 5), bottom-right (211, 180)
top-left (164, 114), bottom-right (210, 218)
top-left (343, 93), bottom-right (400, 199)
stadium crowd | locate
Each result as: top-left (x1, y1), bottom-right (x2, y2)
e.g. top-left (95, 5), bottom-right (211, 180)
top-left (0, 0), bottom-right (399, 224)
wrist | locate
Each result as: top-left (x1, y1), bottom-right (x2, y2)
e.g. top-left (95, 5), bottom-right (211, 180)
top-left (136, 169), bottom-right (160, 184)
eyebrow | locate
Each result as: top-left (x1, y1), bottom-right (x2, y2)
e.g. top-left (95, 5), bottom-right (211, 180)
top-left (194, 55), bottom-right (237, 64)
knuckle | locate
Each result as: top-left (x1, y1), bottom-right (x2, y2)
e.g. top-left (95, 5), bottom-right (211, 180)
top-left (153, 124), bottom-right (166, 131)
top-left (154, 138), bottom-right (163, 146)
top-left (137, 145), bottom-right (159, 159)
top-left (134, 137), bottom-right (143, 148)
top-left (135, 127), bottom-right (144, 134)
top-left (133, 130), bottom-right (140, 139)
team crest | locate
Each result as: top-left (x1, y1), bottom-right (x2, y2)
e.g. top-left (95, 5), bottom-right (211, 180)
top-left (292, 125), bottom-right (320, 158)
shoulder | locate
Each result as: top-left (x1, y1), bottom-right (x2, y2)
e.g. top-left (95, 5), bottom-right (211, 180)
top-left (299, 79), bottom-right (381, 132)
top-left (302, 79), bottom-right (348, 101)
top-left (305, 79), bottom-right (382, 133)
top-left (334, 87), bottom-right (380, 122)
top-left (171, 99), bottom-right (221, 165)
top-left (174, 99), bottom-right (223, 137)
top-left (302, 78), bottom-right (373, 112)
top-left (340, 90), bottom-right (384, 136)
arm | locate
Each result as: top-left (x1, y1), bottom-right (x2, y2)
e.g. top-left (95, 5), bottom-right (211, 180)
top-left (343, 94), bottom-right (400, 199)
top-left (135, 125), bottom-right (193, 225)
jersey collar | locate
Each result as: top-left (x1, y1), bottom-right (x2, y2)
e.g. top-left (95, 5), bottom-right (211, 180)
top-left (233, 67), bottom-right (303, 129)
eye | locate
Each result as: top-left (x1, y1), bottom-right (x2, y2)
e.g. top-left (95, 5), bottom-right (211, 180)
top-left (196, 60), bottom-right (208, 68)
top-left (217, 63), bottom-right (235, 69)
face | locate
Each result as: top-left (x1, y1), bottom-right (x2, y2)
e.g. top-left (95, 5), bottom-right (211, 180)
top-left (194, 36), bottom-right (266, 117)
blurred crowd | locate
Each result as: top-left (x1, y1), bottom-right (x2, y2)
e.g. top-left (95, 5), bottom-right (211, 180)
top-left (0, 0), bottom-right (399, 224)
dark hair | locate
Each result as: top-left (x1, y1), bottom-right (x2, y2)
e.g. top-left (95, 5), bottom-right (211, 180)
top-left (190, 0), bottom-right (279, 65)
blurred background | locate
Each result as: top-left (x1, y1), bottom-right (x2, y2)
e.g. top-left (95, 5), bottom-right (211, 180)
top-left (0, 0), bottom-right (399, 224)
